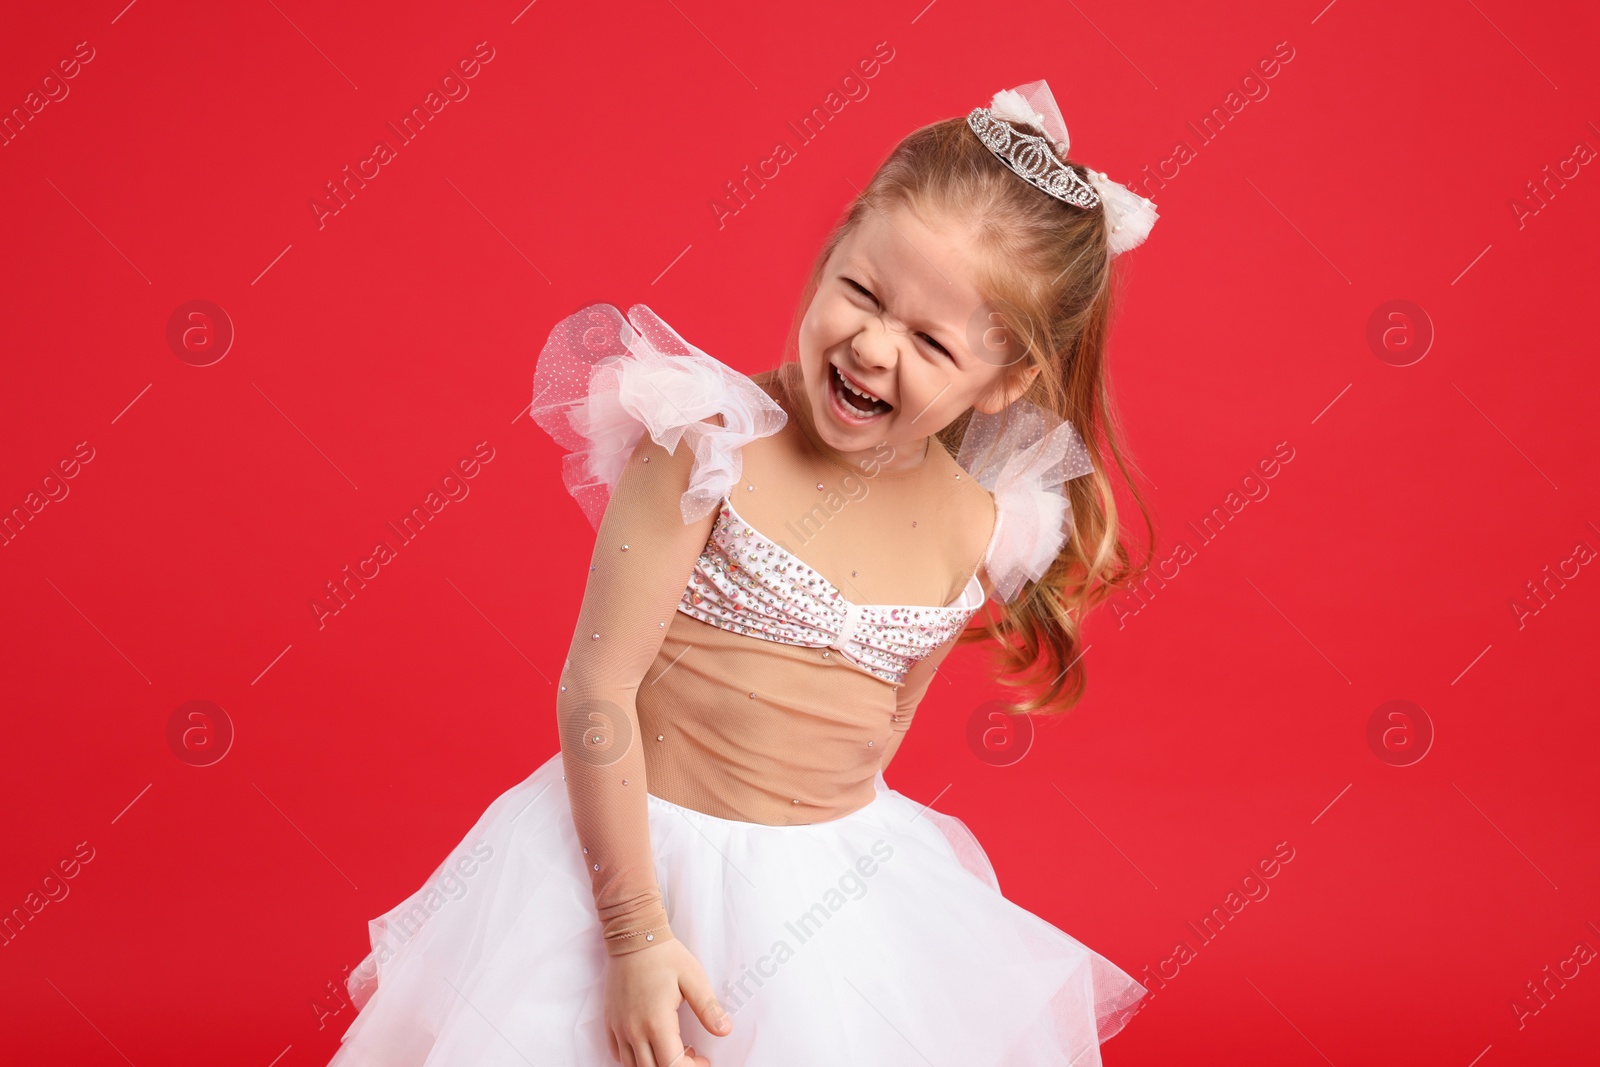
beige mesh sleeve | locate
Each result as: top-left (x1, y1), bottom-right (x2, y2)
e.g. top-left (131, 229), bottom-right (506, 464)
top-left (555, 431), bottom-right (716, 956)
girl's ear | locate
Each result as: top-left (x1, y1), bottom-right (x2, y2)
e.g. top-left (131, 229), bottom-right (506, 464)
top-left (973, 362), bottom-right (1042, 415)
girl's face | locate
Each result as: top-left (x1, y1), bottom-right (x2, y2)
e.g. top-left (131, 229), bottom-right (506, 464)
top-left (797, 202), bottom-right (1030, 470)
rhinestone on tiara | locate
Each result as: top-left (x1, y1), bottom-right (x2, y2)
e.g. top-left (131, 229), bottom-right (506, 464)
top-left (966, 107), bottom-right (1101, 210)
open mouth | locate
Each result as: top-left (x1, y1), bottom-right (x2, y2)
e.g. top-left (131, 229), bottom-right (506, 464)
top-left (830, 364), bottom-right (893, 421)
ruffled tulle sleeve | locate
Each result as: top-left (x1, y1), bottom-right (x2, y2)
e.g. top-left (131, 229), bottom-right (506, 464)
top-left (530, 303), bottom-right (788, 528)
top-left (957, 400), bottom-right (1096, 604)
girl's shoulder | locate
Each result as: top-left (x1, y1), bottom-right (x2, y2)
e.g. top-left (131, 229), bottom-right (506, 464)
top-left (920, 433), bottom-right (1002, 596)
top-left (529, 303), bottom-right (787, 529)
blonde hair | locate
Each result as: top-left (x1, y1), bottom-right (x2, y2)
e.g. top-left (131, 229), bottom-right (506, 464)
top-left (780, 115), bottom-right (1156, 714)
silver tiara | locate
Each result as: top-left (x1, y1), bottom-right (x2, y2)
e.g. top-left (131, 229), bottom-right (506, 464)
top-left (966, 106), bottom-right (1101, 210)
top-left (965, 81), bottom-right (1160, 255)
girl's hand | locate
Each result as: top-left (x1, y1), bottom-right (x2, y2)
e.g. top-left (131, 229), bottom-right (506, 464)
top-left (604, 938), bottom-right (732, 1067)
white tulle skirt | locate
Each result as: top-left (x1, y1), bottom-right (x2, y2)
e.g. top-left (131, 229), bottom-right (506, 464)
top-left (326, 751), bottom-right (1147, 1066)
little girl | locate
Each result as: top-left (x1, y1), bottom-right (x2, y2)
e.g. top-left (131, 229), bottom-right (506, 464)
top-left (327, 79), bottom-right (1159, 1067)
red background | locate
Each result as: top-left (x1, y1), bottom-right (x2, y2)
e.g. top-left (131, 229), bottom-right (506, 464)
top-left (3, 0), bottom-right (1597, 1063)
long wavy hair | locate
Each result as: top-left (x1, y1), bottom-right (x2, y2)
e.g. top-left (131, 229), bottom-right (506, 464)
top-left (778, 114), bottom-right (1157, 714)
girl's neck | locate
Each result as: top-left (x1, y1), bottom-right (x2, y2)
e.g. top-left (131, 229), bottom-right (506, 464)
top-left (777, 363), bottom-right (932, 476)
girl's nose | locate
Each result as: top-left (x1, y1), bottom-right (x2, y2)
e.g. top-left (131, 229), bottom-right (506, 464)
top-left (852, 317), bottom-right (899, 372)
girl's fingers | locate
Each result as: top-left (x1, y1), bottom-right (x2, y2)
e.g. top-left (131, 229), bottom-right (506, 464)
top-left (649, 1031), bottom-right (686, 1067)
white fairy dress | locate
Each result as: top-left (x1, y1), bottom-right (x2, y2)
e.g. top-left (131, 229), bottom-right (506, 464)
top-left (325, 304), bottom-right (1148, 1066)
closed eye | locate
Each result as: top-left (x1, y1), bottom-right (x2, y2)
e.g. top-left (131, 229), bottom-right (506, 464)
top-left (843, 277), bottom-right (877, 303)
top-left (844, 279), bottom-right (953, 358)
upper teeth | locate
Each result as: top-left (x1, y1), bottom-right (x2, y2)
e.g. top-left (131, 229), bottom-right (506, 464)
top-left (836, 367), bottom-right (881, 403)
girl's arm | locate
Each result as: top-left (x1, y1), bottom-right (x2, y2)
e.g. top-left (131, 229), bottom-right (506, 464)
top-left (556, 428), bottom-right (715, 956)
top-left (565, 428), bottom-right (735, 1066)
top-left (877, 633), bottom-right (959, 773)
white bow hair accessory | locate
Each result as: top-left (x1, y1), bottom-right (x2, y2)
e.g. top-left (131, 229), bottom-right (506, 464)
top-left (957, 400), bottom-right (1096, 604)
top-left (973, 79), bottom-right (1159, 256)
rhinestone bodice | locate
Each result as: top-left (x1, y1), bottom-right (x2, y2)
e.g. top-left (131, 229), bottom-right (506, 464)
top-left (677, 496), bottom-right (985, 685)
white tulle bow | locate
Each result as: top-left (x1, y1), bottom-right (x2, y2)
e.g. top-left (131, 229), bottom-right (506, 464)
top-left (1087, 169), bottom-right (1159, 255)
top-left (530, 304), bottom-right (787, 528)
top-left (957, 400), bottom-right (1095, 604)
top-left (984, 79), bottom-right (1159, 256)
